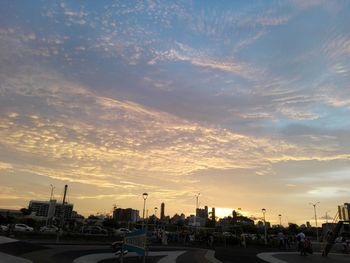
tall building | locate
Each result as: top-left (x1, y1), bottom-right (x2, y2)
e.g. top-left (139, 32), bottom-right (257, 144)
top-left (211, 207), bottom-right (215, 221)
top-left (55, 202), bottom-right (73, 220)
top-left (338, 203), bottom-right (350, 221)
top-left (29, 200), bottom-right (73, 220)
top-left (160, 202), bottom-right (165, 220)
top-left (113, 208), bottom-right (139, 223)
top-left (196, 207), bottom-right (208, 219)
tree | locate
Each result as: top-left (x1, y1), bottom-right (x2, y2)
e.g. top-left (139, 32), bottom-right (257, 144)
top-left (287, 223), bottom-right (299, 234)
top-left (102, 218), bottom-right (119, 228)
top-left (20, 208), bottom-right (32, 216)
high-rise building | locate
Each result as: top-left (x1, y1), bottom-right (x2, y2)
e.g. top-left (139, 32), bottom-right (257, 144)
top-left (211, 207), bottom-right (215, 221)
top-left (113, 208), bottom-right (139, 223)
top-left (160, 202), bottom-right (165, 220)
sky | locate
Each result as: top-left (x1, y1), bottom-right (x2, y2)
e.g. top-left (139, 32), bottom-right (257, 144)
top-left (0, 0), bottom-right (350, 225)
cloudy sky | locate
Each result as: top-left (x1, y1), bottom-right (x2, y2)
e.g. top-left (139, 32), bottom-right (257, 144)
top-left (0, 0), bottom-right (350, 225)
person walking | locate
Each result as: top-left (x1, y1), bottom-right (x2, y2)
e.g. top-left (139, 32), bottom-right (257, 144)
top-left (296, 230), bottom-right (307, 256)
top-left (278, 231), bottom-right (284, 249)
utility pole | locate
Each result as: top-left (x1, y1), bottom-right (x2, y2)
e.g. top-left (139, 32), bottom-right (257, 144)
top-left (56, 185), bottom-right (68, 243)
top-left (309, 202), bottom-right (320, 242)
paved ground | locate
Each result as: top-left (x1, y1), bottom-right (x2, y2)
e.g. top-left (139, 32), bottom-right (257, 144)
top-left (1, 236), bottom-right (350, 263)
top-left (272, 252), bottom-right (350, 263)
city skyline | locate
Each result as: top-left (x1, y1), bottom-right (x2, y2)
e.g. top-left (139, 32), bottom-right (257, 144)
top-left (1, 0), bottom-right (350, 225)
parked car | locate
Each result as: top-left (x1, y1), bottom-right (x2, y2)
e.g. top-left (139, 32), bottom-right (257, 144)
top-left (40, 225), bottom-right (58, 233)
top-left (222, 231), bottom-right (235, 237)
top-left (114, 228), bottom-right (131, 237)
top-left (0, 225), bottom-right (9, 231)
top-left (83, 226), bottom-right (108, 235)
top-left (14, 224), bottom-right (34, 232)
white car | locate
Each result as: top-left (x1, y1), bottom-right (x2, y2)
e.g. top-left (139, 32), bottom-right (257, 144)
top-left (114, 228), bottom-right (131, 236)
top-left (14, 224), bottom-right (34, 232)
top-left (40, 225), bottom-right (58, 233)
top-left (0, 225), bottom-right (9, 231)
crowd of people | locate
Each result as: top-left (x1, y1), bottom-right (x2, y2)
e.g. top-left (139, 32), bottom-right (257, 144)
top-left (150, 228), bottom-right (349, 256)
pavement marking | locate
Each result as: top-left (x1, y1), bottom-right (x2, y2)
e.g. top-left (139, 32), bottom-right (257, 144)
top-left (0, 236), bottom-right (17, 244)
top-left (74, 252), bottom-right (129, 263)
top-left (205, 250), bottom-right (222, 263)
top-left (0, 252), bottom-right (33, 263)
top-left (256, 252), bottom-right (295, 263)
top-left (73, 250), bottom-right (187, 263)
top-left (151, 251), bottom-right (186, 263)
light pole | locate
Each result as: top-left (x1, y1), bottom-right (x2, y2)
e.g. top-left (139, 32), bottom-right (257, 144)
top-left (194, 193), bottom-right (200, 226)
top-left (154, 207), bottom-right (158, 230)
top-left (195, 193), bottom-right (200, 210)
top-left (50, 184), bottom-right (55, 201)
top-left (142, 193), bottom-right (148, 228)
top-left (309, 202), bottom-right (320, 242)
top-left (278, 214), bottom-right (282, 227)
top-left (262, 208), bottom-right (267, 245)
top-left (154, 207), bottom-right (158, 218)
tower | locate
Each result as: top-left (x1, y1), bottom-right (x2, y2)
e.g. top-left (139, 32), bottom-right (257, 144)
top-left (160, 202), bottom-right (165, 220)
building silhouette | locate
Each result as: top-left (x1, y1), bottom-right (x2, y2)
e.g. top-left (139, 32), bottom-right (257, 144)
top-left (196, 206), bottom-right (208, 219)
top-left (113, 208), bottom-right (139, 223)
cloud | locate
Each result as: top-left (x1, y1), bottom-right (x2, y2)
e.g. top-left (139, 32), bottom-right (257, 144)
top-left (2, 66), bottom-right (350, 193)
top-left (322, 35), bottom-right (350, 60)
top-left (148, 47), bottom-right (261, 81)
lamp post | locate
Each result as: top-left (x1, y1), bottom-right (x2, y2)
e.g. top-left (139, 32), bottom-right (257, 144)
top-left (142, 193), bottom-right (148, 228)
top-left (154, 207), bottom-right (158, 230)
top-left (278, 214), bottom-right (282, 227)
top-left (309, 202), bottom-right (320, 242)
top-left (194, 193), bottom-right (200, 226)
top-left (154, 207), bottom-right (158, 218)
top-left (262, 208), bottom-right (267, 245)
top-left (195, 193), bottom-right (200, 210)
top-left (50, 184), bottom-right (55, 201)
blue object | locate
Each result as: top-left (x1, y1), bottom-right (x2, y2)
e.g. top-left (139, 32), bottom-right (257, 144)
top-left (124, 229), bottom-right (146, 256)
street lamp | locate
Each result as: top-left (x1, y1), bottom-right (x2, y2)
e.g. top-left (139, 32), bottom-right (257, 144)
top-left (194, 193), bottom-right (200, 225)
top-left (142, 193), bottom-right (148, 228)
top-left (278, 214), bottom-right (282, 227)
top-left (309, 202), bottom-right (320, 242)
top-left (262, 208), bottom-right (267, 245)
top-left (195, 193), bottom-right (200, 210)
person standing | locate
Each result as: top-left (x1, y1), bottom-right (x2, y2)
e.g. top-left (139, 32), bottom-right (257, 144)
top-left (284, 233), bottom-right (291, 249)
